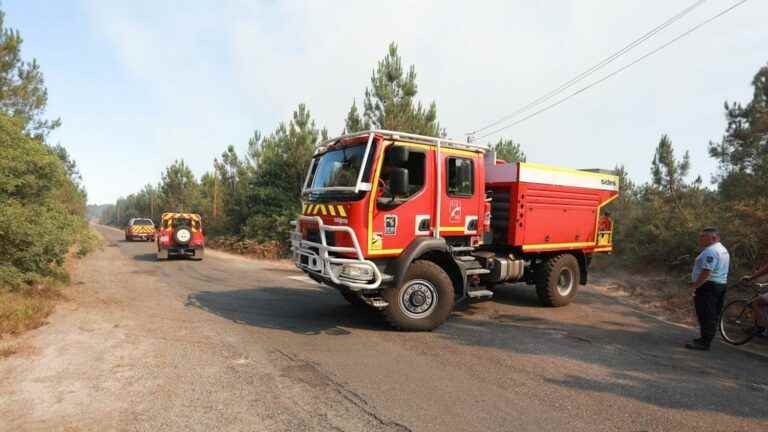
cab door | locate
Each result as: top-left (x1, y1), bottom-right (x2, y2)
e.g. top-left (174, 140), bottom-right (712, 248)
top-left (439, 153), bottom-right (483, 244)
top-left (368, 142), bottom-right (435, 256)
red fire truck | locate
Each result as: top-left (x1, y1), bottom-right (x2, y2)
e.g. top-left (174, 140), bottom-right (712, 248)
top-left (291, 130), bottom-right (618, 331)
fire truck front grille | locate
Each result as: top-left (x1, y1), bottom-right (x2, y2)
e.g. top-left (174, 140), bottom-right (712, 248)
top-left (306, 228), bottom-right (335, 247)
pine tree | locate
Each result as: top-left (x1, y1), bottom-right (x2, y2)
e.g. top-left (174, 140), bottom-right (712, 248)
top-left (0, 10), bottom-right (60, 138)
top-left (489, 138), bottom-right (526, 163)
top-left (344, 100), bottom-right (368, 134)
top-left (246, 130), bottom-right (263, 170)
top-left (244, 104), bottom-right (323, 241)
top-left (256, 103), bottom-right (321, 201)
top-left (360, 42), bottom-right (442, 137)
top-left (159, 160), bottom-right (199, 212)
top-left (651, 134), bottom-right (689, 194)
top-left (708, 63), bottom-right (768, 200)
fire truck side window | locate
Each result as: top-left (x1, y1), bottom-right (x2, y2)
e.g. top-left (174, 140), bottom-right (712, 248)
top-left (446, 157), bottom-right (474, 196)
top-left (378, 147), bottom-right (425, 205)
top-left (404, 151), bottom-right (425, 195)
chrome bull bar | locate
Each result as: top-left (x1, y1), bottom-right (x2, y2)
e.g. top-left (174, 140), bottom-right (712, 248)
top-left (290, 215), bottom-right (383, 290)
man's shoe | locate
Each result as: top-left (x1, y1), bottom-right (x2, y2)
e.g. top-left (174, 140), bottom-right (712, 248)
top-left (685, 340), bottom-right (710, 351)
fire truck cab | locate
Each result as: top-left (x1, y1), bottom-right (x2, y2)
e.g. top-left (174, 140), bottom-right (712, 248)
top-left (291, 130), bottom-right (618, 331)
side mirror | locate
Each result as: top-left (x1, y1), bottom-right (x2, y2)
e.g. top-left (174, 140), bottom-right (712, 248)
top-left (388, 146), bottom-right (409, 167)
top-left (389, 168), bottom-right (409, 196)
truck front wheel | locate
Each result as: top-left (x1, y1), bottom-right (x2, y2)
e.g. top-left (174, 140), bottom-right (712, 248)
top-left (535, 254), bottom-right (580, 307)
top-left (383, 260), bottom-right (454, 331)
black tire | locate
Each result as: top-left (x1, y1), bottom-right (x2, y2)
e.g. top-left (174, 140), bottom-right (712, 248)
top-left (382, 260), bottom-right (454, 331)
top-left (535, 254), bottom-right (580, 307)
top-left (192, 249), bottom-right (204, 261)
top-left (174, 227), bottom-right (192, 245)
top-left (719, 299), bottom-right (756, 345)
top-left (339, 289), bottom-right (368, 308)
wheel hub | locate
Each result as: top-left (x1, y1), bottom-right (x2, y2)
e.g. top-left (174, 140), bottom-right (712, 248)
top-left (400, 279), bottom-right (437, 319)
top-left (411, 292), bottom-right (427, 307)
top-left (557, 268), bottom-right (573, 297)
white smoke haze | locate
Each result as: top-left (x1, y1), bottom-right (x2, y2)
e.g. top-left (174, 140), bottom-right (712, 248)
top-left (67, 1), bottom-right (767, 202)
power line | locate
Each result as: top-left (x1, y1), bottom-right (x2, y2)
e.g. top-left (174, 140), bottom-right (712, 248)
top-left (476, 0), bottom-right (748, 141)
top-left (467, 0), bottom-right (708, 139)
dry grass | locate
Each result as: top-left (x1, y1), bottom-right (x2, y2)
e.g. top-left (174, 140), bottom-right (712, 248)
top-left (0, 230), bottom-right (99, 341)
top-left (590, 269), bottom-right (698, 325)
top-left (207, 236), bottom-right (288, 260)
top-left (0, 285), bottom-right (62, 337)
top-left (591, 269), bottom-right (759, 326)
top-left (0, 344), bottom-right (17, 358)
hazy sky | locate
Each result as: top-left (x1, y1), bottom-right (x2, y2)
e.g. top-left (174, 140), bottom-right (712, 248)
top-left (5, 1), bottom-right (766, 204)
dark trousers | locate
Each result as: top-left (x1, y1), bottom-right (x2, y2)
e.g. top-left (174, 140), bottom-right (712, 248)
top-left (694, 281), bottom-right (727, 345)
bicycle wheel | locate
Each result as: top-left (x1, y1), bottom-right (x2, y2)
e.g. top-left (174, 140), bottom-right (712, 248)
top-left (719, 300), bottom-right (756, 345)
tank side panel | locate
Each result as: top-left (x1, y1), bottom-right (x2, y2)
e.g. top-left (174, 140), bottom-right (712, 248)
top-left (520, 183), bottom-right (601, 246)
top-left (515, 163), bottom-right (619, 252)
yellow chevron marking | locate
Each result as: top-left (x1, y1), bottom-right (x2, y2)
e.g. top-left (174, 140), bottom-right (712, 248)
top-left (302, 204), bottom-right (308, 214)
top-left (337, 205), bottom-right (347, 217)
top-left (161, 212), bottom-right (200, 221)
top-left (328, 205), bottom-right (336, 216)
top-left (318, 204), bottom-right (327, 215)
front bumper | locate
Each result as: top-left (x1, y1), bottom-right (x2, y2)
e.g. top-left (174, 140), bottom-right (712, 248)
top-left (291, 215), bottom-right (383, 290)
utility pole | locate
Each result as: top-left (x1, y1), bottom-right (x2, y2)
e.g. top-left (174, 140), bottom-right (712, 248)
top-left (116, 201), bottom-right (120, 226)
top-left (213, 172), bottom-right (218, 218)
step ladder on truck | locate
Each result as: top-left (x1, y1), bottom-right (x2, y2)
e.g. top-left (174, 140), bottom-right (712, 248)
top-left (291, 130), bottom-right (619, 331)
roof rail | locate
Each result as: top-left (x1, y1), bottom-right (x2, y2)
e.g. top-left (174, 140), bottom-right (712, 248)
top-left (316, 129), bottom-right (487, 153)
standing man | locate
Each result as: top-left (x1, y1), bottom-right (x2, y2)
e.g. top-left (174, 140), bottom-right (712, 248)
top-left (686, 227), bottom-right (730, 351)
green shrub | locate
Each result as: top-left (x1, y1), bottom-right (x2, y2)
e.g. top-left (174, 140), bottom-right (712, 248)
top-left (76, 227), bottom-right (102, 257)
top-left (0, 114), bottom-right (86, 286)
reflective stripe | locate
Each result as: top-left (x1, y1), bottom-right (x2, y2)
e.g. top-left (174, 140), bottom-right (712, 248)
top-left (522, 242), bottom-right (595, 251)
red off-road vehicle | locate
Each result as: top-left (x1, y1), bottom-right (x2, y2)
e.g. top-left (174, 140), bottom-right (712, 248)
top-left (291, 130), bottom-right (618, 331)
top-left (156, 212), bottom-right (205, 260)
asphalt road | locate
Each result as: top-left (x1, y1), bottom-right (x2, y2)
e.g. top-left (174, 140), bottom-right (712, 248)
top-left (2, 225), bottom-right (767, 431)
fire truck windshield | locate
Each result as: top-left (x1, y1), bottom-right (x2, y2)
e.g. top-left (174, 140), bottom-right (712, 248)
top-left (308, 143), bottom-right (368, 191)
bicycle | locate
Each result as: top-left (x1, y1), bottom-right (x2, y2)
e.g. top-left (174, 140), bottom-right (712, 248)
top-left (719, 282), bottom-right (768, 345)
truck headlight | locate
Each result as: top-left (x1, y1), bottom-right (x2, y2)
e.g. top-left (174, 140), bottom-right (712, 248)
top-left (339, 263), bottom-right (374, 281)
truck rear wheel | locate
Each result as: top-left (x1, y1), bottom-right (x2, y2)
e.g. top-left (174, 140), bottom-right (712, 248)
top-left (535, 254), bottom-right (580, 307)
top-left (383, 260), bottom-right (454, 331)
